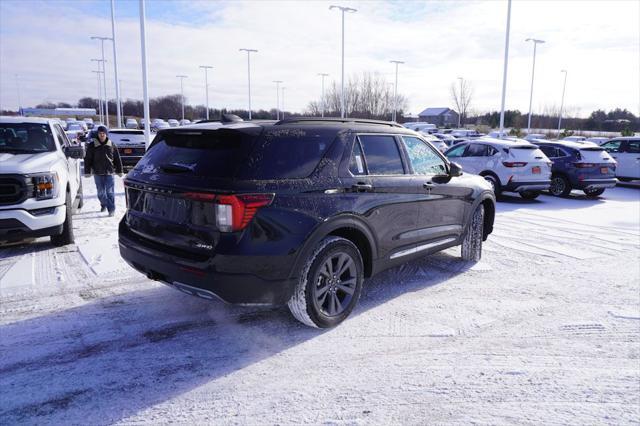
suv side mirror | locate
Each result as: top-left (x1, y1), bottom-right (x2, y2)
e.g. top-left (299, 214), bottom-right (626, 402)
top-left (449, 161), bottom-right (463, 177)
top-left (65, 145), bottom-right (85, 159)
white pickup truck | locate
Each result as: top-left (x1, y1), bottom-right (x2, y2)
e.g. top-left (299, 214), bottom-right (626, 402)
top-left (0, 117), bottom-right (85, 246)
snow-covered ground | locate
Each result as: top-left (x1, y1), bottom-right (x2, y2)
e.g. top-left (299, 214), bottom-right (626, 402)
top-left (1, 177), bottom-right (639, 425)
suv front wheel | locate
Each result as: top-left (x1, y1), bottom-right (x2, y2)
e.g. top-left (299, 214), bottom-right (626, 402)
top-left (288, 236), bottom-right (364, 328)
top-left (461, 205), bottom-right (484, 262)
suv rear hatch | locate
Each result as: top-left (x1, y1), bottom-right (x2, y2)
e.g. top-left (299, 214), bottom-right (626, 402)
top-left (503, 145), bottom-right (552, 181)
top-left (574, 147), bottom-right (616, 176)
top-left (123, 126), bottom-right (337, 258)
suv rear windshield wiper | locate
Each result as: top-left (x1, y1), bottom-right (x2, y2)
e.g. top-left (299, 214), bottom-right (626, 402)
top-left (159, 162), bottom-right (195, 173)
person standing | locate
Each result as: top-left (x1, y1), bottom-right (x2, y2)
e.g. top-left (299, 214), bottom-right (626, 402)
top-left (84, 126), bottom-right (123, 216)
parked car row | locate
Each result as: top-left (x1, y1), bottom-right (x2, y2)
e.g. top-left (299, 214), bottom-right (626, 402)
top-left (124, 117), bottom-right (193, 131)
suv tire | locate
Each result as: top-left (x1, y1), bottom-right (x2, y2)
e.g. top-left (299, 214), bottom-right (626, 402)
top-left (520, 190), bottom-right (540, 200)
top-left (584, 188), bottom-right (605, 198)
top-left (461, 205), bottom-right (484, 262)
top-left (483, 174), bottom-right (501, 197)
top-left (288, 236), bottom-right (364, 328)
top-left (51, 191), bottom-right (75, 247)
top-left (549, 174), bottom-right (571, 197)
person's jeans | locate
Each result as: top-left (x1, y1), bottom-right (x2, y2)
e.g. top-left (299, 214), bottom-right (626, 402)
top-left (94, 174), bottom-right (115, 213)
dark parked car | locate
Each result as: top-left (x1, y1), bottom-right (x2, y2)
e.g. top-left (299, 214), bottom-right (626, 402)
top-left (533, 140), bottom-right (617, 197)
top-left (108, 129), bottom-right (147, 170)
top-left (118, 118), bottom-right (496, 328)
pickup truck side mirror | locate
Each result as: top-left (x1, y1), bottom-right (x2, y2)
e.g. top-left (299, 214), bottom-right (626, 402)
top-left (65, 145), bottom-right (85, 159)
top-left (449, 161), bottom-right (463, 177)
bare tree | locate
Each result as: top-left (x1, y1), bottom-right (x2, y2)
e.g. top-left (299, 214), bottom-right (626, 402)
top-left (450, 79), bottom-right (474, 125)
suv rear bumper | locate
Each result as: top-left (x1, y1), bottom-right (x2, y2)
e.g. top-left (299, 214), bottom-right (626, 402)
top-left (504, 180), bottom-right (551, 193)
top-left (118, 221), bottom-right (297, 306)
top-left (575, 178), bottom-right (618, 191)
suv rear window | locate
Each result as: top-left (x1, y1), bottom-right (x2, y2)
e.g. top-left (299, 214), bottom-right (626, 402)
top-left (137, 127), bottom-right (336, 180)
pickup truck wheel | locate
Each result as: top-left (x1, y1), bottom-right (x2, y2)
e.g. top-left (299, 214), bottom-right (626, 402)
top-left (288, 237), bottom-right (363, 328)
top-left (51, 192), bottom-right (75, 247)
top-left (584, 188), bottom-right (605, 198)
top-left (461, 204), bottom-right (484, 262)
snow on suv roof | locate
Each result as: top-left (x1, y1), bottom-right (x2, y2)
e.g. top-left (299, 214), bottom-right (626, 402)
top-left (533, 139), bottom-right (601, 150)
top-left (474, 136), bottom-right (534, 147)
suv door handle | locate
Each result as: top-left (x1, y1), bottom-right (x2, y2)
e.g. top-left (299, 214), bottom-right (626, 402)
top-left (351, 183), bottom-right (373, 192)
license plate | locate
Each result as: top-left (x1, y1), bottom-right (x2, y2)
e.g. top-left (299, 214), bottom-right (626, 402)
top-left (124, 148), bottom-right (133, 154)
top-left (600, 167), bottom-right (608, 174)
top-left (143, 193), bottom-right (189, 222)
top-left (532, 166), bottom-right (541, 174)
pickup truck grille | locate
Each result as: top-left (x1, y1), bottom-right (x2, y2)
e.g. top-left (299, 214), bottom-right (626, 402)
top-left (0, 175), bottom-right (32, 205)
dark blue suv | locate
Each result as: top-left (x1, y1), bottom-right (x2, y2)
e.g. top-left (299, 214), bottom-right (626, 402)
top-left (533, 140), bottom-right (617, 197)
top-left (118, 118), bottom-right (495, 328)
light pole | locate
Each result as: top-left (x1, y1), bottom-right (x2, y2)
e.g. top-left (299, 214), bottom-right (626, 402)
top-left (91, 58), bottom-right (105, 122)
top-left (90, 36), bottom-right (113, 127)
top-left (330, 5), bottom-right (357, 118)
top-left (139, 0), bottom-right (151, 147)
top-left (498, 0), bottom-right (512, 139)
top-left (272, 80), bottom-right (283, 120)
top-left (119, 79), bottom-right (124, 121)
top-left (557, 69), bottom-right (568, 135)
top-left (110, 0), bottom-right (122, 127)
top-left (457, 77), bottom-right (463, 127)
top-left (318, 73), bottom-right (328, 117)
top-left (525, 37), bottom-right (545, 134)
top-left (390, 60), bottom-right (404, 122)
top-left (239, 48), bottom-right (258, 120)
top-left (281, 87), bottom-right (286, 120)
top-left (92, 70), bottom-right (103, 122)
top-left (199, 66), bottom-right (213, 120)
top-left (176, 75), bottom-right (188, 120)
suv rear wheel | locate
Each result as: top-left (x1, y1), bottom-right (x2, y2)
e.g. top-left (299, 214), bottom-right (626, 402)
top-left (584, 188), bottom-right (605, 198)
top-left (461, 205), bottom-right (484, 262)
top-left (549, 174), bottom-right (571, 197)
top-left (520, 190), bottom-right (540, 200)
top-left (288, 236), bottom-right (364, 328)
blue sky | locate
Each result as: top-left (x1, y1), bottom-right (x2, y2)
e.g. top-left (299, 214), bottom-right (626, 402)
top-left (0, 0), bottom-right (638, 118)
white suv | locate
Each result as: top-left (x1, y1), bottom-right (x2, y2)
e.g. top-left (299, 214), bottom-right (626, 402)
top-left (0, 117), bottom-right (85, 246)
top-left (445, 137), bottom-right (552, 199)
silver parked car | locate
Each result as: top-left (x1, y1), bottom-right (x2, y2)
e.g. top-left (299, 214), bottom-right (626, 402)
top-left (600, 137), bottom-right (640, 181)
top-left (445, 137), bottom-right (552, 199)
top-left (125, 118), bottom-right (139, 129)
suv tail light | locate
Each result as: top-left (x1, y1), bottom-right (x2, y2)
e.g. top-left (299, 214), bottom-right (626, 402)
top-left (502, 161), bottom-right (527, 167)
top-left (215, 193), bottom-right (274, 232)
top-left (573, 163), bottom-right (595, 168)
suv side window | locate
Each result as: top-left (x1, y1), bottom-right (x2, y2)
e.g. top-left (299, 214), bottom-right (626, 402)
top-left (446, 144), bottom-right (467, 158)
top-left (401, 136), bottom-right (447, 175)
top-left (463, 143), bottom-right (488, 157)
top-left (624, 141), bottom-right (640, 153)
top-left (358, 135), bottom-right (404, 175)
top-left (539, 145), bottom-right (558, 158)
top-left (349, 139), bottom-right (366, 175)
top-left (602, 140), bottom-right (622, 153)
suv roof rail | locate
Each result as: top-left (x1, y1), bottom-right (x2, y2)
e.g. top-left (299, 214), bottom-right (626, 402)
top-left (274, 117), bottom-right (404, 128)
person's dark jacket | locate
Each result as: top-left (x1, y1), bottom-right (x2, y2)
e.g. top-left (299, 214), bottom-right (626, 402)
top-left (84, 138), bottom-right (123, 175)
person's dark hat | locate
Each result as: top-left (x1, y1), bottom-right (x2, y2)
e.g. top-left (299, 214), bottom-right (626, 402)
top-left (97, 125), bottom-right (108, 133)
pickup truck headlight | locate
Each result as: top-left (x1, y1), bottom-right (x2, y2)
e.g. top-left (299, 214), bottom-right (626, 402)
top-left (29, 172), bottom-right (59, 200)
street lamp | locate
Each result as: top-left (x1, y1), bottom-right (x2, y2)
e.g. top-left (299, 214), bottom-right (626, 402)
top-left (330, 5), bottom-right (357, 118)
top-left (498, 0), bottom-right (512, 139)
top-left (91, 58), bottom-right (106, 122)
top-left (239, 48), bottom-right (258, 120)
top-left (199, 65), bottom-right (213, 120)
top-left (15, 74), bottom-right (22, 115)
top-left (90, 36), bottom-right (113, 127)
top-left (139, 0), bottom-right (151, 148)
top-left (110, 0), bottom-right (122, 128)
top-left (176, 75), bottom-right (188, 120)
top-left (557, 69), bottom-right (568, 135)
top-left (317, 73), bottom-right (329, 117)
top-left (272, 80), bottom-right (283, 120)
top-left (525, 37), bottom-right (545, 134)
top-left (390, 60), bottom-right (404, 122)
top-left (281, 87), bottom-right (286, 120)
top-left (456, 77), bottom-right (463, 127)
top-left (92, 70), bottom-right (103, 122)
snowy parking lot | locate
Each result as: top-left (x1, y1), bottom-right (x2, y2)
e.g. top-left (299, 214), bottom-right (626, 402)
top-left (1, 177), bottom-right (639, 424)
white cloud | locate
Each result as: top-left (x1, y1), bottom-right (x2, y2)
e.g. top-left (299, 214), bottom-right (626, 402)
top-left (0, 0), bottom-right (638, 118)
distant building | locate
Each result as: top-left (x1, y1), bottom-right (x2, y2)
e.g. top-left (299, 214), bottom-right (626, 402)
top-left (417, 107), bottom-right (459, 127)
